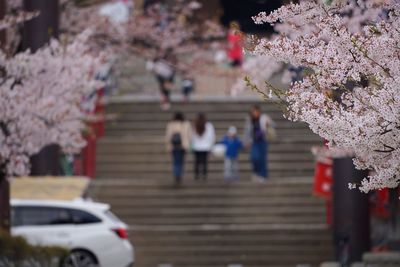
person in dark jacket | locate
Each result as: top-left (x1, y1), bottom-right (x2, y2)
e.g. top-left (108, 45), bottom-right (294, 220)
top-left (165, 112), bottom-right (192, 185)
top-left (244, 105), bottom-right (276, 181)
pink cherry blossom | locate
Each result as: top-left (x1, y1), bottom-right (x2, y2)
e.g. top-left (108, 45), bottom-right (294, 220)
top-left (0, 30), bottom-right (102, 177)
top-left (249, 0), bottom-right (400, 192)
top-left (61, 0), bottom-right (225, 74)
top-left (233, 0), bottom-right (384, 94)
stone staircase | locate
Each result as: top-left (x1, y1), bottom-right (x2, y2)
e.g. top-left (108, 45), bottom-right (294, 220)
top-left (90, 98), bottom-right (334, 267)
top-left (95, 99), bottom-right (319, 180)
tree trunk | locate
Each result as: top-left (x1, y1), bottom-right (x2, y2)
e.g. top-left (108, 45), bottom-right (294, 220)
top-left (0, 0), bottom-right (10, 234)
top-left (0, 0), bottom-right (6, 48)
top-left (23, 1), bottom-right (62, 175)
top-left (0, 173), bottom-right (10, 233)
top-left (22, 0), bottom-right (59, 52)
top-left (332, 157), bottom-right (370, 266)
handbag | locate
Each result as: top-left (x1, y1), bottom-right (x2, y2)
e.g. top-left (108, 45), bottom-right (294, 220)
top-left (211, 144), bottom-right (226, 158)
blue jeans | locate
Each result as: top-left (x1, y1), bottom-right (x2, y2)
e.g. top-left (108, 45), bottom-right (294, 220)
top-left (224, 158), bottom-right (239, 180)
top-left (172, 149), bottom-right (185, 181)
top-left (250, 140), bottom-right (268, 178)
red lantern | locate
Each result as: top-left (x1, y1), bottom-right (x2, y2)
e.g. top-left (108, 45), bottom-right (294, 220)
top-left (313, 161), bottom-right (332, 198)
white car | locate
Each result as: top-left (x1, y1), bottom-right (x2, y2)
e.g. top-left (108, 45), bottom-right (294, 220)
top-left (11, 199), bottom-right (134, 267)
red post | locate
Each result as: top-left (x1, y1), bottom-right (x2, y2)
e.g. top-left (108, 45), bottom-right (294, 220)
top-left (326, 200), bottom-right (332, 226)
top-left (83, 135), bottom-right (97, 178)
top-left (82, 88), bottom-right (105, 179)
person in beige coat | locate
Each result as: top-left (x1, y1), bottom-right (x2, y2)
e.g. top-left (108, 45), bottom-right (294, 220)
top-left (165, 112), bottom-right (192, 184)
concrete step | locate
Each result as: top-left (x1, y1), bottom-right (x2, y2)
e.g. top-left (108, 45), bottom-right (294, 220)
top-left (95, 192), bottom-right (311, 200)
top-left (91, 183), bottom-right (315, 196)
top-left (131, 254), bottom-right (330, 266)
top-left (104, 127), bottom-right (316, 135)
top-left (130, 229), bottom-right (331, 245)
top-left (134, 265), bottom-right (301, 267)
top-left (96, 152), bottom-right (314, 162)
top-left (109, 111), bottom-right (294, 122)
top-left (94, 171), bottom-right (315, 179)
top-left (97, 138), bottom-right (320, 148)
top-left (109, 209), bottom-right (326, 221)
top-left (92, 177), bottom-right (313, 185)
top-left (96, 147), bottom-right (317, 156)
top-left (93, 197), bottom-right (322, 207)
top-left (119, 217), bottom-right (326, 226)
top-left (137, 266), bottom-right (299, 267)
top-left (103, 129), bottom-right (315, 139)
top-left (95, 162), bottom-right (315, 172)
top-left (106, 101), bottom-right (282, 113)
top-left (105, 120), bottom-right (311, 129)
top-left (134, 245), bottom-right (332, 255)
top-left (104, 129), bottom-right (318, 138)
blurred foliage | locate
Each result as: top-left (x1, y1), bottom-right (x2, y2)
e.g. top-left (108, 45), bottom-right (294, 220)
top-left (0, 231), bottom-right (68, 267)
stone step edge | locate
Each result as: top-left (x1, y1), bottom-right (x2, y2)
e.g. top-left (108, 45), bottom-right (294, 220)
top-left (92, 177), bottom-right (313, 186)
top-left (128, 223), bottom-right (328, 232)
top-left (108, 94), bottom-right (275, 104)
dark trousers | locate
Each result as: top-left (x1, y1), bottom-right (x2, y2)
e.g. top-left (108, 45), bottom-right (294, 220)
top-left (194, 151), bottom-right (208, 180)
top-left (172, 149), bottom-right (185, 182)
top-left (250, 140), bottom-right (268, 178)
top-left (157, 75), bottom-right (173, 103)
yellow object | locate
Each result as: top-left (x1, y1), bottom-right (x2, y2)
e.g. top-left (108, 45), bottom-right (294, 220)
top-left (11, 176), bottom-right (90, 201)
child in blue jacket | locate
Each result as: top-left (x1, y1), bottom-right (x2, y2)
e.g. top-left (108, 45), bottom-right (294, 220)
top-left (220, 126), bottom-right (243, 181)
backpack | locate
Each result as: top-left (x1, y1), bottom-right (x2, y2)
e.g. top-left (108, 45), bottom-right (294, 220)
top-left (171, 132), bottom-right (182, 149)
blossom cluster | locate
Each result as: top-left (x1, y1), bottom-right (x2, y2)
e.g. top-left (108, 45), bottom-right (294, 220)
top-left (251, 0), bottom-right (400, 192)
top-left (231, 55), bottom-right (283, 96)
top-left (0, 30), bottom-right (101, 177)
top-left (233, 0), bottom-right (386, 95)
top-left (61, 0), bottom-right (225, 74)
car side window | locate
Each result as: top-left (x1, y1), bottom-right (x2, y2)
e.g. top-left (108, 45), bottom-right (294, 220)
top-left (11, 207), bottom-right (21, 227)
top-left (69, 209), bottom-right (102, 224)
top-left (17, 206), bottom-right (73, 226)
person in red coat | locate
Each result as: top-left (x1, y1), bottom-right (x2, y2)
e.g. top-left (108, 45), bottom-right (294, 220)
top-left (227, 21), bottom-right (243, 68)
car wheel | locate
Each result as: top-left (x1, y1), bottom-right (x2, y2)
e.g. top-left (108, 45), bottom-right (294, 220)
top-left (62, 250), bottom-right (99, 267)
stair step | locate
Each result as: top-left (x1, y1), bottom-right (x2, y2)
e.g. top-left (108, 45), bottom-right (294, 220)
top-left (109, 112), bottom-right (294, 122)
top-left (97, 142), bottom-right (320, 152)
top-left (95, 162), bottom-right (315, 172)
top-left (121, 217), bottom-right (326, 225)
top-left (96, 153), bottom-right (314, 162)
top-left (94, 171), bottom-right (315, 179)
top-left (92, 198), bottom-right (322, 207)
top-left (132, 254), bottom-right (330, 265)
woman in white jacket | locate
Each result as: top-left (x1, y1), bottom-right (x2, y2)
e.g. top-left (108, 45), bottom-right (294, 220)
top-left (192, 113), bottom-right (215, 180)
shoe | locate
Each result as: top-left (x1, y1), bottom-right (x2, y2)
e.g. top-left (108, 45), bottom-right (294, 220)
top-left (173, 180), bottom-right (182, 188)
top-left (258, 177), bottom-right (266, 183)
top-left (251, 174), bottom-right (267, 183)
top-left (251, 175), bottom-right (259, 182)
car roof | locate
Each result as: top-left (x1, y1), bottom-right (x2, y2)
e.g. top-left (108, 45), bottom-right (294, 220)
top-left (11, 198), bottom-right (110, 211)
